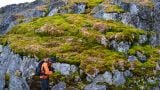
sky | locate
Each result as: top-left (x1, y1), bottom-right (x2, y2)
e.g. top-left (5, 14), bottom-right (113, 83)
top-left (0, 0), bottom-right (35, 8)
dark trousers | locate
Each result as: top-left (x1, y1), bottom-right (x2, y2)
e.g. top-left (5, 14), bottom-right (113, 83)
top-left (41, 78), bottom-right (49, 90)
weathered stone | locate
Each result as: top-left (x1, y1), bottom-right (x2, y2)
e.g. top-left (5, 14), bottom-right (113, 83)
top-left (0, 69), bottom-right (5, 90)
top-left (129, 4), bottom-right (139, 14)
top-left (117, 42), bottom-right (130, 53)
top-left (103, 71), bottom-right (113, 85)
top-left (128, 55), bottom-right (137, 62)
top-left (124, 70), bottom-right (133, 77)
top-left (100, 35), bottom-right (108, 47)
top-left (48, 8), bottom-right (59, 16)
top-left (149, 33), bottom-right (158, 47)
top-left (139, 35), bottom-right (148, 44)
top-left (136, 51), bottom-right (147, 63)
top-left (53, 63), bottom-right (71, 75)
top-left (51, 82), bottom-right (66, 90)
top-left (109, 40), bottom-right (130, 53)
top-left (102, 13), bottom-right (120, 20)
top-left (70, 65), bottom-right (78, 73)
top-left (84, 83), bottom-right (107, 90)
top-left (93, 75), bottom-right (105, 83)
top-left (113, 70), bottom-right (126, 86)
top-left (72, 3), bottom-right (86, 14)
top-left (9, 75), bottom-right (29, 90)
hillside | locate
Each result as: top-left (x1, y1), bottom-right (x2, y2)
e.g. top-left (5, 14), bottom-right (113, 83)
top-left (1, 0), bottom-right (160, 90)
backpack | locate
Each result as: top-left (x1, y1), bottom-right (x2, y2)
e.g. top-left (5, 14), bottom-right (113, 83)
top-left (35, 61), bottom-right (44, 76)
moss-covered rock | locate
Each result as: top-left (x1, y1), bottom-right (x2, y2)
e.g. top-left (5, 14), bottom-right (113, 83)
top-left (0, 14), bottom-right (158, 79)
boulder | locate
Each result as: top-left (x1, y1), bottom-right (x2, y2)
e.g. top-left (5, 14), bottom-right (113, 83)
top-left (72, 3), bottom-right (86, 14)
top-left (103, 71), bottom-right (113, 85)
top-left (102, 13), bottom-right (120, 20)
top-left (129, 4), bottom-right (139, 14)
top-left (84, 83), bottom-right (107, 90)
top-left (51, 82), bottom-right (66, 90)
top-left (48, 8), bottom-right (59, 16)
top-left (9, 75), bottom-right (29, 90)
top-left (93, 75), bottom-right (105, 83)
top-left (113, 70), bottom-right (126, 86)
top-left (53, 63), bottom-right (77, 75)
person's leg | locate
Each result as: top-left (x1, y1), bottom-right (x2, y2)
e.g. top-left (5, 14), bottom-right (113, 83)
top-left (46, 78), bottom-right (49, 90)
top-left (41, 78), bottom-right (49, 90)
top-left (41, 79), bottom-right (45, 90)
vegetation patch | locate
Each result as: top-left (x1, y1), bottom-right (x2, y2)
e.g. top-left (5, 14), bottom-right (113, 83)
top-left (0, 14), bottom-right (156, 76)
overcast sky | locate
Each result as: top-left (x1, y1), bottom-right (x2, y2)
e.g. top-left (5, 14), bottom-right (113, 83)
top-left (0, 0), bottom-right (35, 8)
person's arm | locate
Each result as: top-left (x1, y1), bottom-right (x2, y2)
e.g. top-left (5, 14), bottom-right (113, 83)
top-left (43, 63), bottom-right (53, 75)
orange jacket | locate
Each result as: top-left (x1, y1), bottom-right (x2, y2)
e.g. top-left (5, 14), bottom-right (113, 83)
top-left (40, 62), bottom-right (53, 79)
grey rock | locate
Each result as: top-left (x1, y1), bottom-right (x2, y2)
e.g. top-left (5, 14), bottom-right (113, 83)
top-left (103, 71), bottom-right (113, 85)
top-left (84, 83), bottom-right (107, 90)
top-left (113, 70), bottom-right (126, 86)
top-left (149, 33), bottom-right (158, 47)
top-left (51, 82), bottom-right (66, 90)
top-left (91, 5), bottom-right (105, 14)
top-left (112, 0), bottom-right (122, 5)
top-left (0, 70), bottom-right (5, 90)
top-left (100, 35), bottom-right (108, 47)
top-left (128, 55), bottom-right (137, 62)
top-left (0, 46), bottom-right (37, 89)
top-left (80, 69), bottom-right (84, 76)
top-left (109, 40), bottom-right (130, 53)
top-left (48, 8), bottom-right (59, 16)
top-left (102, 13), bottom-right (120, 20)
top-left (129, 4), bottom-right (139, 14)
top-left (86, 75), bottom-right (94, 82)
top-left (93, 10), bottom-right (104, 19)
top-left (53, 63), bottom-right (71, 75)
top-left (139, 35), bottom-right (148, 44)
top-left (136, 51), bottom-right (147, 63)
top-left (9, 75), bottom-right (29, 90)
top-left (93, 75), bottom-right (105, 83)
top-left (72, 3), bottom-right (86, 14)
top-left (117, 42), bottom-right (130, 53)
top-left (124, 70), bottom-right (133, 77)
top-left (70, 65), bottom-right (78, 73)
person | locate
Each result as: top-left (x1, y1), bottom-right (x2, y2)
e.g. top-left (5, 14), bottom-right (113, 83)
top-left (40, 58), bottom-right (54, 90)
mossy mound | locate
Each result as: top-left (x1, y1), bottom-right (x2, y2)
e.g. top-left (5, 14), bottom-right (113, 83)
top-left (0, 14), bottom-right (158, 76)
top-left (68, 0), bottom-right (104, 8)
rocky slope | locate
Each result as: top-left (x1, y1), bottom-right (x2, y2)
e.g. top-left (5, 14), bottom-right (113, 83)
top-left (1, 0), bottom-right (160, 90)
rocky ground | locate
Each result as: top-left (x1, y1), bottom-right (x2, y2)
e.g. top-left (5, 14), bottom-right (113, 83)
top-left (1, 0), bottom-right (160, 90)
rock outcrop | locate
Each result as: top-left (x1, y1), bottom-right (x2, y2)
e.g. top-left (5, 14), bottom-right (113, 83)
top-left (1, 0), bottom-right (160, 90)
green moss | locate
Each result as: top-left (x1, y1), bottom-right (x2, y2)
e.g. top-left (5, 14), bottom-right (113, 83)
top-left (68, 0), bottom-right (104, 8)
top-left (0, 14), bottom-right (150, 75)
top-left (128, 45), bottom-right (160, 76)
top-left (129, 45), bottom-right (159, 58)
top-left (5, 73), bottom-right (10, 81)
top-left (104, 4), bottom-right (125, 13)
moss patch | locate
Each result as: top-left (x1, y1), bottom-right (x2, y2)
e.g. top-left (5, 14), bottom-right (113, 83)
top-left (0, 14), bottom-right (154, 75)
